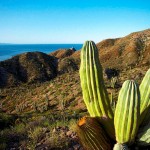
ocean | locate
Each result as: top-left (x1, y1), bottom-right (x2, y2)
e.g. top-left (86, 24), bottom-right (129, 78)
top-left (0, 44), bottom-right (82, 61)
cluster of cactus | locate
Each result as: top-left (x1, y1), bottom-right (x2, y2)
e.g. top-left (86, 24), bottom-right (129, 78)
top-left (76, 41), bottom-right (150, 149)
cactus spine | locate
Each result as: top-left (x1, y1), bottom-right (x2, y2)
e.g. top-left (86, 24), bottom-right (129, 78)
top-left (76, 117), bottom-right (112, 150)
top-left (114, 80), bottom-right (140, 145)
top-left (139, 68), bottom-right (150, 125)
top-left (80, 41), bottom-right (115, 139)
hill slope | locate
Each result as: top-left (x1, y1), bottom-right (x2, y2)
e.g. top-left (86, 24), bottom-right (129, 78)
top-left (97, 29), bottom-right (150, 68)
top-left (0, 52), bottom-right (57, 87)
top-left (71, 28), bottom-right (150, 69)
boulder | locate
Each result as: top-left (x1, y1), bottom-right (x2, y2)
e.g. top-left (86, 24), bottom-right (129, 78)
top-left (58, 57), bottom-right (78, 75)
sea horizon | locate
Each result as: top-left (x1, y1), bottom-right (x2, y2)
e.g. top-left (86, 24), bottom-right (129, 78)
top-left (0, 43), bottom-right (82, 61)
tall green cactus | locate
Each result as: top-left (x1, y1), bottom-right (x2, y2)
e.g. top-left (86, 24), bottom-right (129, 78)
top-left (139, 68), bottom-right (150, 125)
top-left (80, 41), bottom-right (115, 139)
top-left (114, 80), bottom-right (140, 146)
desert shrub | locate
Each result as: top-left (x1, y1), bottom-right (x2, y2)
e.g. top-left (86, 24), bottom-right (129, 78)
top-left (11, 123), bottom-right (26, 135)
top-left (27, 126), bottom-right (44, 149)
top-left (46, 131), bottom-right (69, 149)
top-left (0, 132), bottom-right (7, 149)
top-left (0, 112), bottom-right (17, 129)
top-left (0, 143), bottom-right (6, 150)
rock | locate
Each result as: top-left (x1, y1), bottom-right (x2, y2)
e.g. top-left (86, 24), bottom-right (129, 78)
top-left (58, 57), bottom-right (78, 75)
top-left (66, 130), bottom-right (73, 137)
top-left (105, 68), bottom-right (120, 79)
top-left (52, 127), bottom-right (56, 133)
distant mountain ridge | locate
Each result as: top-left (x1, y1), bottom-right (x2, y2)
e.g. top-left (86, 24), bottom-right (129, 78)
top-left (97, 28), bottom-right (150, 68)
top-left (69, 28), bottom-right (150, 69)
top-left (0, 29), bottom-right (150, 87)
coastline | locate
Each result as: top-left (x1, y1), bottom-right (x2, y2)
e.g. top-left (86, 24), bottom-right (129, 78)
top-left (0, 44), bottom-right (82, 61)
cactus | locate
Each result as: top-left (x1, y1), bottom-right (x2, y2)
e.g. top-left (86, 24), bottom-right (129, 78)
top-left (137, 120), bottom-right (150, 146)
top-left (76, 117), bottom-right (112, 150)
top-left (139, 69), bottom-right (150, 125)
top-left (78, 40), bottom-right (149, 149)
top-left (80, 41), bottom-right (115, 139)
top-left (113, 143), bottom-right (129, 150)
top-left (114, 80), bottom-right (140, 145)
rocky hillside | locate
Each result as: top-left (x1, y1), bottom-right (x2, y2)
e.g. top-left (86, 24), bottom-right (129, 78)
top-left (0, 29), bottom-right (150, 87)
top-left (97, 29), bottom-right (150, 68)
top-left (53, 28), bottom-right (150, 75)
top-left (55, 28), bottom-right (150, 70)
top-left (0, 52), bottom-right (57, 87)
top-left (71, 28), bottom-right (150, 69)
top-left (0, 48), bottom-right (80, 87)
top-left (49, 48), bottom-right (79, 75)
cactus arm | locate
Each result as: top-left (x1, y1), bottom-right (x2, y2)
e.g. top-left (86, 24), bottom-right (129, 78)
top-left (114, 80), bottom-right (140, 144)
top-left (80, 42), bottom-right (94, 116)
top-left (80, 41), bottom-right (114, 117)
top-left (139, 68), bottom-right (150, 125)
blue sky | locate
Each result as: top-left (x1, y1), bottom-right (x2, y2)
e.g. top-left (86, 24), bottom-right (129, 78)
top-left (0, 0), bottom-right (150, 44)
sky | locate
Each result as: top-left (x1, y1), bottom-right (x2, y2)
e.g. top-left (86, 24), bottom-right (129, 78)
top-left (0, 0), bottom-right (150, 44)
